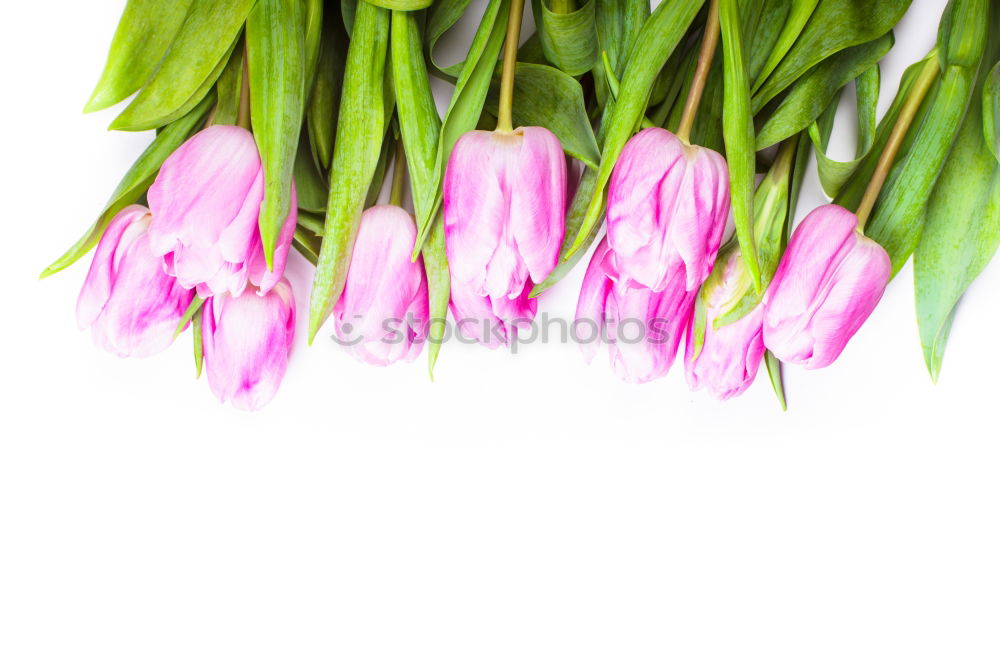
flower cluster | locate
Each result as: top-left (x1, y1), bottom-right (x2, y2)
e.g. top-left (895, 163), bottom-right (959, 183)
top-left (48, 0), bottom-right (997, 409)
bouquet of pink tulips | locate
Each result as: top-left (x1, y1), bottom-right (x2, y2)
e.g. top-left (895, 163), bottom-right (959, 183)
top-left (45, 0), bottom-right (999, 410)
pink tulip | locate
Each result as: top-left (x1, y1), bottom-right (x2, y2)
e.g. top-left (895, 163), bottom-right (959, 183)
top-left (77, 205), bottom-right (194, 358)
top-left (443, 126), bottom-right (566, 341)
top-left (763, 204), bottom-right (891, 370)
top-left (450, 280), bottom-right (537, 350)
top-left (684, 253), bottom-right (765, 400)
top-left (575, 238), bottom-right (695, 384)
top-left (147, 125), bottom-right (297, 298)
top-left (201, 278), bottom-right (296, 411)
top-left (606, 128), bottom-right (730, 292)
top-left (332, 205), bottom-right (429, 365)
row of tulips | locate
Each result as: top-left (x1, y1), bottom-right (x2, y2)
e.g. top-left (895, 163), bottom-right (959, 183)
top-left (49, 0), bottom-right (998, 410)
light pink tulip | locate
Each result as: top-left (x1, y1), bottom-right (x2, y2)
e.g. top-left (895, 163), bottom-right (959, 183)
top-left (147, 125), bottom-right (297, 298)
top-left (443, 126), bottom-right (566, 340)
top-left (202, 278), bottom-right (296, 411)
top-left (449, 281), bottom-right (537, 350)
top-left (763, 204), bottom-right (891, 370)
top-left (685, 253), bottom-right (765, 400)
top-left (77, 205), bottom-right (194, 358)
top-left (606, 127), bottom-right (730, 292)
top-left (332, 205), bottom-right (429, 365)
top-left (575, 238), bottom-right (695, 384)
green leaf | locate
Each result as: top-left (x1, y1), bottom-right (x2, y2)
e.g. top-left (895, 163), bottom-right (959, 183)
top-left (855, 63), bottom-right (880, 155)
top-left (308, 0), bottom-right (390, 343)
top-left (84, 0), bottom-right (195, 113)
top-left (110, 0), bottom-right (254, 131)
top-left (247, 0), bottom-right (308, 268)
top-left (41, 95), bottom-right (214, 279)
top-left (367, 0), bottom-right (433, 8)
top-left (594, 0), bottom-right (650, 105)
top-left (294, 130), bottom-right (329, 214)
top-left (213, 41), bottom-right (245, 127)
top-left (304, 0), bottom-right (325, 94)
top-left (764, 351), bottom-right (787, 411)
top-left (751, 0), bottom-right (818, 94)
top-left (721, 0), bottom-right (762, 291)
top-left (756, 33), bottom-right (893, 149)
top-left (393, 9), bottom-right (450, 376)
top-left (531, 0), bottom-right (598, 76)
top-left (192, 307), bottom-right (205, 379)
top-left (751, 0), bottom-right (911, 112)
top-left (485, 63), bottom-right (601, 169)
top-left (983, 61), bottom-right (999, 161)
top-left (567, 0), bottom-right (706, 257)
top-left (174, 297), bottom-right (205, 340)
top-left (746, 0), bottom-right (791, 85)
top-left (308, 6), bottom-right (347, 171)
top-left (425, 0), bottom-right (476, 79)
top-left (413, 0), bottom-right (511, 255)
top-left (914, 18), bottom-right (999, 381)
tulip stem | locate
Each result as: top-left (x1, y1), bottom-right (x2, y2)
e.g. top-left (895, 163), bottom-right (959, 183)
top-left (676, 0), bottom-right (721, 143)
top-left (237, 45), bottom-right (252, 131)
top-left (496, 0), bottom-right (526, 133)
top-left (390, 139), bottom-right (406, 208)
top-left (855, 51), bottom-right (939, 231)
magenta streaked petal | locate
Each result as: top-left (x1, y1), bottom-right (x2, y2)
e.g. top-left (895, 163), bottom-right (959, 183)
top-left (248, 182), bottom-right (299, 295)
top-left (202, 279), bottom-right (296, 411)
top-left (574, 237), bottom-right (614, 365)
top-left (509, 126), bottom-right (566, 285)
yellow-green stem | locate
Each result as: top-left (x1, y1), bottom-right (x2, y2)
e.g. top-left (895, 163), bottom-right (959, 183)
top-left (389, 139), bottom-right (406, 208)
top-left (855, 52), bottom-right (939, 230)
top-left (496, 0), bottom-right (526, 133)
top-left (676, 0), bottom-right (721, 143)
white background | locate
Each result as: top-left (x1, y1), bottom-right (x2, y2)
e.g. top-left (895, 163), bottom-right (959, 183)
top-left (2, 0), bottom-right (998, 664)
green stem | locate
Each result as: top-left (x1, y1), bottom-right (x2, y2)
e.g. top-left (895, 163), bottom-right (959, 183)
top-left (676, 0), bottom-right (721, 143)
top-left (236, 45), bottom-right (252, 131)
top-left (496, 0), bottom-right (526, 133)
top-left (855, 51), bottom-right (939, 231)
top-left (389, 139), bottom-right (406, 208)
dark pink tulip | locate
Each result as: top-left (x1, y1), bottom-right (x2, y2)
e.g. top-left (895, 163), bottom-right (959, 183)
top-left (77, 205), bottom-right (194, 358)
top-left (201, 278), bottom-right (295, 411)
top-left (763, 204), bottom-right (891, 370)
top-left (575, 238), bottom-right (695, 384)
top-left (684, 253), bottom-right (765, 400)
top-left (332, 205), bottom-right (429, 366)
top-left (147, 125), bottom-right (297, 298)
top-left (443, 126), bottom-right (566, 342)
top-left (606, 128), bottom-right (730, 292)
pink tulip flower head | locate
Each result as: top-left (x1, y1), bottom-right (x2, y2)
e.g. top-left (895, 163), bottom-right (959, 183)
top-left (332, 205), bottom-right (429, 365)
top-left (201, 278), bottom-right (296, 411)
top-left (685, 251), bottom-right (765, 400)
top-left (77, 205), bottom-right (194, 358)
top-left (147, 125), bottom-right (297, 298)
top-left (443, 126), bottom-right (566, 346)
top-left (606, 127), bottom-right (730, 292)
top-left (575, 238), bottom-right (695, 384)
top-left (763, 204), bottom-right (891, 370)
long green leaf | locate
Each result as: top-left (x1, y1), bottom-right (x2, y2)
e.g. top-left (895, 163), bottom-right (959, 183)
top-left (983, 61), bottom-right (999, 161)
top-left (751, 0), bottom-right (818, 94)
top-left (567, 0), bottom-right (705, 258)
top-left (41, 95), bottom-right (214, 278)
top-left (84, 0), bottom-right (195, 113)
top-left (751, 0), bottom-right (911, 112)
top-left (110, 0), bottom-right (254, 131)
top-left (756, 33), bottom-right (893, 149)
top-left (721, 0), bottom-right (762, 290)
top-left (532, 0), bottom-right (598, 76)
top-left (308, 6), bottom-right (348, 171)
top-left (247, 0), bottom-right (308, 268)
top-left (308, 0), bottom-right (390, 342)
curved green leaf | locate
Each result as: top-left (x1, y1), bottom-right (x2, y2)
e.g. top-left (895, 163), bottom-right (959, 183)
top-left (41, 95), bottom-right (214, 278)
top-left (983, 61), bottom-right (999, 161)
top-left (751, 0), bottom-right (818, 94)
top-left (751, 0), bottom-right (911, 112)
top-left (248, 0), bottom-right (308, 267)
top-left (532, 0), bottom-right (598, 76)
top-left (84, 0), bottom-right (195, 113)
top-left (110, 0), bottom-right (254, 131)
top-left (756, 33), bottom-right (893, 149)
top-left (367, 0), bottom-right (433, 8)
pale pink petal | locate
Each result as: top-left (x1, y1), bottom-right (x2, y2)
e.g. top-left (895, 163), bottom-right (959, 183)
top-left (509, 126), bottom-right (566, 285)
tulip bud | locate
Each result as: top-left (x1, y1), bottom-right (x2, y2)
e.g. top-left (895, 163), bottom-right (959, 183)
top-left (332, 205), bottom-right (429, 365)
top-left (147, 125), bottom-right (297, 298)
top-left (606, 127), bottom-right (730, 292)
top-left (575, 238), bottom-right (695, 383)
top-left (202, 278), bottom-right (296, 411)
top-left (685, 251), bottom-right (765, 400)
top-left (763, 204), bottom-right (891, 369)
top-left (443, 126), bottom-right (566, 342)
top-left (77, 205), bottom-right (195, 358)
